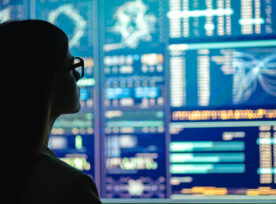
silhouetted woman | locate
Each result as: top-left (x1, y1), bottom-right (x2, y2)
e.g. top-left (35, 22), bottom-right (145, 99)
top-left (0, 20), bottom-right (101, 204)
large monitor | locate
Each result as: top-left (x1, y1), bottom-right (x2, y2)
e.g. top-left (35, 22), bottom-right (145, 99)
top-left (1, 0), bottom-right (276, 202)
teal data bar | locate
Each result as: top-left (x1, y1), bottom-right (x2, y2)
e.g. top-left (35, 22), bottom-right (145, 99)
top-left (170, 141), bottom-right (245, 152)
top-left (169, 40), bottom-right (276, 50)
top-left (170, 153), bottom-right (245, 163)
top-left (257, 138), bottom-right (276, 145)
top-left (170, 164), bottom-right (245, 174)
top-left (258, 168), bottom-right (276, 174)
top-left (53, 113), bottom-right (93, 128)
top-left (77, 78), bottom-right (95, 87)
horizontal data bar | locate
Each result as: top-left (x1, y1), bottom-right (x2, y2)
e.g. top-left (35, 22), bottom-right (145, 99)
top-left (77, 78), bottom-right (95, 87)
top-left (170, 164), bottom-right (245, 174)
top-left (169, 40), bottom-right (276, 50)
top-left (170, 153), bottom-right (245, 163)
top-left (170, 121), bottom-right (276, 128)
top-left (106, 121), bottom-right (164, 128)
top-left (258, 168), bottom-right (276, 174)
top-left (170, 141), bottom-right (245, 152)
top-left (257, 138), bottom-right (276, 145)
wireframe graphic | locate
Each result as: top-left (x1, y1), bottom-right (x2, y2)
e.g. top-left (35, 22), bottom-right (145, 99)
top-left (0, 7), bottom-right (10, 23)
top-left (232, 51), bottom-right (276, 104)
top-left (106, 0), bottom-right (157, 50)
top-left (48, 4), bottom-right (87, 49)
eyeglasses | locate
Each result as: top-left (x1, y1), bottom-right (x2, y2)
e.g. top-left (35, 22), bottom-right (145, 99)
top-left (64, 56), bottom-right (84, 80)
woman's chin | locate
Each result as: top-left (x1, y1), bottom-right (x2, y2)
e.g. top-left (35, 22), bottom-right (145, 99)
top-left (67, 102), bottom-right (81, 114)
top-left (73, 103), bottom-right (81, 113)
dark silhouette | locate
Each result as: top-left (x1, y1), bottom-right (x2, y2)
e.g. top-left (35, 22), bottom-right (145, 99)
top-left (0, 20), bottom-right (101, 204)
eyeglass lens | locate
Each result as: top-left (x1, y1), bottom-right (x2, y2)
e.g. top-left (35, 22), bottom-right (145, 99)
top-left (74, 58), bottom-right (84, 77)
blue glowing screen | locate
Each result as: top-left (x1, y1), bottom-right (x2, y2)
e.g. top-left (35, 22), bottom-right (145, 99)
top-left (1, 0), bottom-right (276, 199)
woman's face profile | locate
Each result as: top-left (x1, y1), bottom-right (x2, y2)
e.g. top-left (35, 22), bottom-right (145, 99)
top-left (51, 50), bottom-right (81, 117)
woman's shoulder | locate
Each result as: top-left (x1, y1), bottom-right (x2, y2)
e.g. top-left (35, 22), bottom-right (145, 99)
top-left (23, 146), bottom-right (101, 204)
top-left (37, 146), bottom-right (87, 179)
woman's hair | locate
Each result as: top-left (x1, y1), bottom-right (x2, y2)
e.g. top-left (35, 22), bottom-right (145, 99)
top-left (0, 20), bottom-right (69, 203)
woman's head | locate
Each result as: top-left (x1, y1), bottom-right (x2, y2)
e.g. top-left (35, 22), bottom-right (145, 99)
top-left (0, 19), bottom-right (81, 116)
top-left (0, 19), bottom-right (81, 201)
top-left (0, 19), bottom-right (82, 140)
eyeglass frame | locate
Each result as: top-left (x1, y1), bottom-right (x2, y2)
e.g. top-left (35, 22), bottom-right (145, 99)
top-left (63, 56), bottom-right (85, 79)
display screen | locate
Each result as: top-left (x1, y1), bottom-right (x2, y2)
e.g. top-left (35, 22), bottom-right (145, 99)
top-left (3, 0), bottom-right (276, 200)
top-left (169, 41), bottom-right (276, 108)
top-left (168, 0), bottom-right (276, 41)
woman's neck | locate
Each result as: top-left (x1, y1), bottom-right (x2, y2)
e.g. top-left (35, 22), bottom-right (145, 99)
top-left (44, 115), bottom-right (59, 146)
